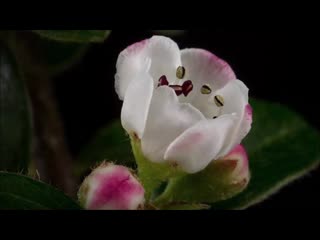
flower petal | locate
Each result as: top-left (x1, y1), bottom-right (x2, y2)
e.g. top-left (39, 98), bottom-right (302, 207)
top-left (180, 49), bottom-right (235, 88)
top-left (179, 48), bottom-right (236, 112)
top-left (146, 36), bottom-right (182, 84)
top-left (121, 73), bottom-right (153, 138)
top-left (236, 103), bottom-right (253, 149)
top-left (214, 80), bottom-right (251, 157)
top-left (141, 86), bottom-right (205, 163)
top-left (115, 36), bottom-right (181, 100)
top-left (115, 39), bottom-right (151, 100)
top-left (164, 114), bottom-right (238, 173)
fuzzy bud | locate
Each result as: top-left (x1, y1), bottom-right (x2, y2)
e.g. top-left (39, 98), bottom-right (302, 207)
top-left (78, 163), bottom-right (145, 210)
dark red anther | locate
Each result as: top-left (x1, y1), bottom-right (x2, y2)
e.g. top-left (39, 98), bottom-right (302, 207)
top-left (169, 85), bottom-right (183, 96)
top-left (158, 75), bottom-right (169, 87)
top-left (182, 80), bottom-right (193, 96)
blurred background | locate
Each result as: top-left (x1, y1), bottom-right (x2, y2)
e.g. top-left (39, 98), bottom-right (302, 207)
top-left (51, 30), bottom-right (319, 208)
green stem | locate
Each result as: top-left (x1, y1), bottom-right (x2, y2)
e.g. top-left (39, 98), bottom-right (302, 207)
top-left (130, 138), bottom-right (163, 200)
top-left (130, 136), bottom-right (186, 203)
top-left (152, 187), bottom-right (172, 207)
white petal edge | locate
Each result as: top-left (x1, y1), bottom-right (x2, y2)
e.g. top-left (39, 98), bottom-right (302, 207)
top-left (215, 80), bottom-right (251, 158)
top-left (115, 36), bottom-right (181, 100)
top-left (146, 36), bottom-right (182, 85)
top-left (141, 86), bottom-right (205, 163)
top-left (121, 73), bottom-right (154, 138)
top-left (179, 48), bottom-right (236, 106)
top-left (164, 114), bottom-right (238, 173)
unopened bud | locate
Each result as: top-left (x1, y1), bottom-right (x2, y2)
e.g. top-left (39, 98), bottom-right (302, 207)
top-left (219, 144), bottom-right (250, 190)
top-left (78, 163), bottom-right (145, 210)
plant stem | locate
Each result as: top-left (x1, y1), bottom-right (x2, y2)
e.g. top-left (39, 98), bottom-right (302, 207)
top-left (27, 71), bottom-right (77, 196)
top-left (7, 31), bottom-right (77, 197)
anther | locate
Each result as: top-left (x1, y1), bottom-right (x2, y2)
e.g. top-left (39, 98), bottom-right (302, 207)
top-left (201, 84), bottom-right (212, 94)
top-left (182, 80), bottom-right (193, 97)
top-left (176, 66), bottom-right (185, 79)
top-left (158, 75), bottom-right (169, 87)
top-left (169, 85), bottom-right (183, 96)
top-left (214, 95), bottom-right (224, 107)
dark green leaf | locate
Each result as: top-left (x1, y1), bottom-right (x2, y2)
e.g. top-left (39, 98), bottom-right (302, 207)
top-left (0, 42), bottom-right (31, 173)
top-left (33, 30), bottom-right (111, 43)
top-left (212, 99), bottom-right (320, 209)
top-left (13, 31), bottom-right (90, 76)
top-left (77, 121), bottom-right (135, 177)
top-left (0, 172), bottom-right (81, 209)
top-left (161, 203), bottom-right (210, 210)
top-left (77, 99), bottom-right (320, 210)
top-left (150, 99), bottom-right (320, 209)
top-left (39, 38), bottom-right (90, 76)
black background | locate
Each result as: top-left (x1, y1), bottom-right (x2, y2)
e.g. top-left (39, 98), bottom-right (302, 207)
top-left (53, 30), bottom-right (320, 209)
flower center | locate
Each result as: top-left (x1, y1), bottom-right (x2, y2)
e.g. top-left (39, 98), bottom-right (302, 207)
top-left (157, 74), bottom-right (193, 97)
top-left (157, 67), bottom-right (226, 120)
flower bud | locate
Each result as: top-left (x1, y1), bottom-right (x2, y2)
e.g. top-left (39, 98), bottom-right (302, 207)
top-left (151, 144), bottom-right (250, 206)
top-left (78, 163), bottom-right (145, 210)
top-left (219, 144), bottom-right (250, 189)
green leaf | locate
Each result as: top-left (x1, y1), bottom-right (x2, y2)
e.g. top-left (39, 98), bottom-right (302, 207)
top-left (0, 172), bottom-right (81, 209)
top-left (4, 31), bottom-right (90, 76)
top-left (212, 99), bottom-right (320, 209)
top-left (161, 203), bottom-right (210, 210)
top-left (152, 99), bottom-right (320, 209)
top-left (0, 42), bottom-right (31, 173)
top-left (33, 30), bottom-right (111, 43)
top-left (77, 121), bottom-right (136, 177)
top-left (77, 99), bottom-right (320, 209)
top-left (38, 38), bottom-right (90, 76)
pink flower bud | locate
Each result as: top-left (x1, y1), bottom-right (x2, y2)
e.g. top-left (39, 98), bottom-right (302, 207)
top-left (78, 163), bottom-right (145, 210)
top-left (220, 144), bottom-right (250, 188)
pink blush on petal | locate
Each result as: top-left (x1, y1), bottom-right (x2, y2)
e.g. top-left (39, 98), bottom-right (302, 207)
top-left (126, 39), bottom-right (149, 54)
top-left (170, 132), bottom-right (204, 153)
top-left (224, 144), bottom-right (249, 176)
top-left (88, 166), bottom-right (144, 210)
top-left (245, 104), bottom-right (253, 120)
top-left (199, 49), bottom-right (236, 81)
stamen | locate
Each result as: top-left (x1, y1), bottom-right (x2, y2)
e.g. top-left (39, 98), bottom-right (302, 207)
top-left (169, 85), bottom-right (183, 96)
top-left (182, 80), bottom-right (193, 97)
top-left (213, 116), bottom-right (217, 119)
top-left (158, 75), bottom-right (169, 87)
top-left (176, 66), bottom-right (185, 79)
top-left (201, 84), bottom-right (212, 94)
top-left (214, 95), bottom-right (224, 107)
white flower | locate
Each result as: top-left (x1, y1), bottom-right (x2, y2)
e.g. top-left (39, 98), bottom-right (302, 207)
top-left (115, 36), bottom-right (252, 174)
